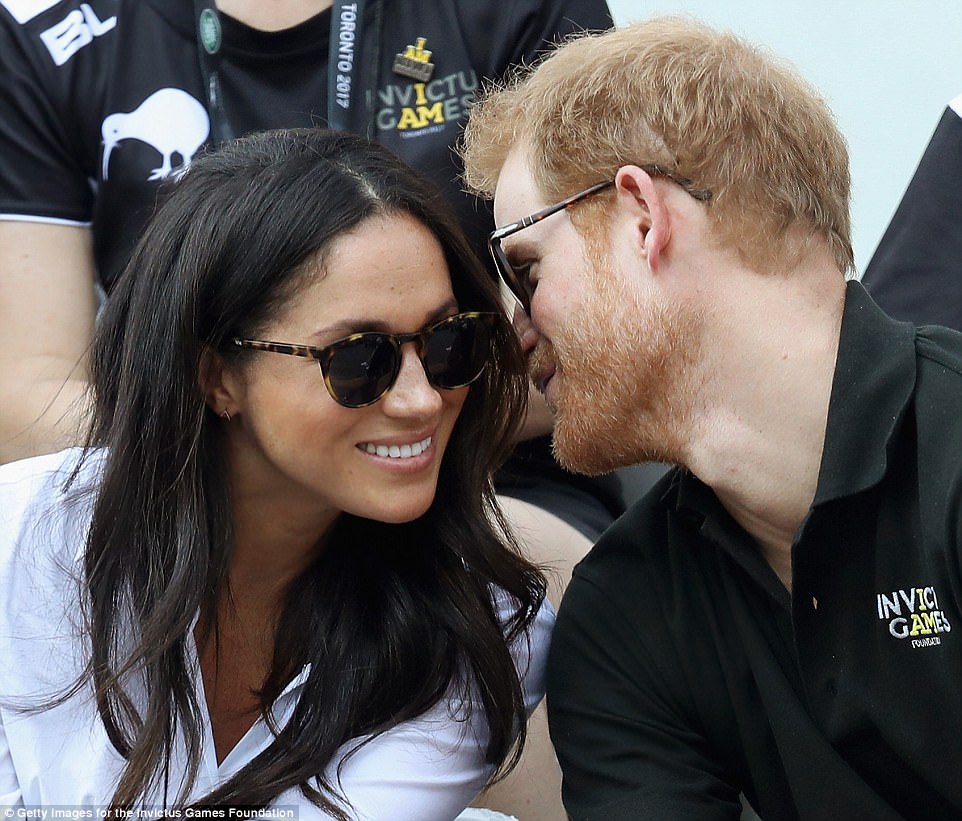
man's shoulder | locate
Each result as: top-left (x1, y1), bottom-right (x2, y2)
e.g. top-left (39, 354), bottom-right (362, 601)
top-left (909, 326), bottom-right (962, 499)
top-left (916, 322), bottom-right (962, 377)
top-left (572, 469), bottom-right (679, 590)
top-left (913, 324), bottom-right (962, 442)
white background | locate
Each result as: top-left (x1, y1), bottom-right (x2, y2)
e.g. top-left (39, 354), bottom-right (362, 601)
top-left (606, 1), bottom-right (962, 276)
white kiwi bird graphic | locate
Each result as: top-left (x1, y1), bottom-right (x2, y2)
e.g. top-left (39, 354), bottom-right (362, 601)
top-left (101, 88), bottom-right (210, 181)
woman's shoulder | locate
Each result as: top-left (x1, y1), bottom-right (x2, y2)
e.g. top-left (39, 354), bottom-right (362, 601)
top-left (0, 445), bottom-right (100, 491)
top-left (0, 446), bottom-right (103, 578)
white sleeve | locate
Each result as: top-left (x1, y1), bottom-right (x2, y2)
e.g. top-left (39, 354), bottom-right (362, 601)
top-left (0, 711), bottom-right (23, 806)
top-left (317, 596), bottom-right (554, 821)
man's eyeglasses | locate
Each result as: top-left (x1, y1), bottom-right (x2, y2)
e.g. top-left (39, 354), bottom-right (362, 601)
top-left (487, 165), bottom-right (713, 314)
top-left (233, 311), bottom-right (499, 408)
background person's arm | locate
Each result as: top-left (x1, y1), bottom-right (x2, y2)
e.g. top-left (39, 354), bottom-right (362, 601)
top-left (0, 222), bottom-right (96, 464)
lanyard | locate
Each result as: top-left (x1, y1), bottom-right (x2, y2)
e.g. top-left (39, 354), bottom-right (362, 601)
top-left (193, 0), bottom-right (368, 144)
top-left (327, 0), bottom-right (366, 131)
top-left (194, 0), bottom-right (233, 144)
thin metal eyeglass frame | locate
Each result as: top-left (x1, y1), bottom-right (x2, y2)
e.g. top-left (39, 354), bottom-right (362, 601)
top-left (232, 311), bottom-right (499, 408)
top-left (487, 164), bottom-right (713, 314)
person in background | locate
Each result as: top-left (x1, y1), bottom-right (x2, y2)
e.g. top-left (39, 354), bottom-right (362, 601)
top-left (0, 128), bottom-right (551, 815)
top-left (862, 94), bottom-right (962, 330)
top-left (461, 17), bottom-right (962, 820)
top-left (0, 0), bottom-right (621, 544)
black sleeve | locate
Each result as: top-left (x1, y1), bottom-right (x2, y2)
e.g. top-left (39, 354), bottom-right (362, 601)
top-left (0, 3), bottom-right (95, 222)
top-left (862, 101), bottom-right (962, 331)
top-left (547, 568), bottom-right (743, 821)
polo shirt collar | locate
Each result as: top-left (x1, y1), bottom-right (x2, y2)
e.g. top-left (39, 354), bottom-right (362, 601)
top-left (812, 280), bottom-right (916, 505)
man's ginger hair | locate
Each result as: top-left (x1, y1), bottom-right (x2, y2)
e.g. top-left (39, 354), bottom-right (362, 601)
top-left (461, 16), bottom-right (854, 275)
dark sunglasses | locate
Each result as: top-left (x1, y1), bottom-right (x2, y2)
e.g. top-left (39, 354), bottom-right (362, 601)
top-left (488, 165), bottom-right (713, 314)
top-left (233, 311), bottom-right (499, 408)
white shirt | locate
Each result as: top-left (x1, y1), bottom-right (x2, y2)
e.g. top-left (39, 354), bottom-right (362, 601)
top-left (0, 449), bottom-right (552, 818)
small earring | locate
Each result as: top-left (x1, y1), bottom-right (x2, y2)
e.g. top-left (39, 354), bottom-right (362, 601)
top-left (221, 409), bottom-right (231, 422)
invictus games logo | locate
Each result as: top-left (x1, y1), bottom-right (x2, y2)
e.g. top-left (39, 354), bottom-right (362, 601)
top-left (877, 585), bottom-right (952, 648)
top-left (376, 70), bottom-right (478, 137)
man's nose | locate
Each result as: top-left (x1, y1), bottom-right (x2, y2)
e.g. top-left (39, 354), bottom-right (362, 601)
top-left (513, 303), bottom-right (540, 355)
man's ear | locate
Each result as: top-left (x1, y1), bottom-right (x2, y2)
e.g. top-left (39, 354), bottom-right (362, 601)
top-left (614, 165), bottom-right (671, 273)
top-left (198, 345), bottom-right (239, 418)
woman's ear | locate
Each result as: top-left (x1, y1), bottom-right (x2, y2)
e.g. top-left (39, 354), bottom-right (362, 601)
top-left (199, 346), bottom-right (238, 418)
top-left (614, 165), bottom-right (671, 273)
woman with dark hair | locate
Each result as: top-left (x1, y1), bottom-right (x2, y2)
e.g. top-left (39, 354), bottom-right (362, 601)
top-left (0, 128), bottom-right (549, 817)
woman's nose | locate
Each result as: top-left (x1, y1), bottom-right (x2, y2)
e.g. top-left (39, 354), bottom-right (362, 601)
top-left (379, 343), bottom-right (444, 417)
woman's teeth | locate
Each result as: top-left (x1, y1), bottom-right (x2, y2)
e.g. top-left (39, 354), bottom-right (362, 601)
top-left (362, 435), bottom-right (432, 459)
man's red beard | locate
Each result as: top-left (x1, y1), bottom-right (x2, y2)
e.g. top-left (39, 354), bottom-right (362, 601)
top-left (529, 260), bottom-right (702, 476)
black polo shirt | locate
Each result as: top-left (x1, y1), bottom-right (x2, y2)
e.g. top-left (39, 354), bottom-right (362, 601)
top-left (547, 281), bottom-right (962, 821)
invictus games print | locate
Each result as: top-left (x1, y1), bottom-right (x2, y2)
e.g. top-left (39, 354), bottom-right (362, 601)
top-left (877, 585), bottom-right (952, 646)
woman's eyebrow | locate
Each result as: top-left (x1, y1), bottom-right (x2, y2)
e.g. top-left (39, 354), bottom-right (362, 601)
top-left (305, 298), bottom-right (461, 340)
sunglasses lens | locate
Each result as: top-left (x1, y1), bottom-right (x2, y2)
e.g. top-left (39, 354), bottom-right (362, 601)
top-left (322, 315), bottom-right (494, 407)
top-left (424, 315), bottom-right (493, 389)
top-left (326, 335), bottom-right (398, 407)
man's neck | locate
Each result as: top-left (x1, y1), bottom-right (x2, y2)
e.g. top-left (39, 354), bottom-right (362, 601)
top-left (684, 256), bottom-right (847, 591)
top-left (215, 0), bottom-right (334, 31)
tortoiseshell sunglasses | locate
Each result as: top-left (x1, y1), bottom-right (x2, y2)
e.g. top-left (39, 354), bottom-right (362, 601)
top-left (233, 311), bottom-right (499, 408)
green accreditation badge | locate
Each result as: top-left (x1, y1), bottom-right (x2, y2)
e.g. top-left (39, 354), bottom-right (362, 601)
top-left (199, 7), bottom-right (222, 55)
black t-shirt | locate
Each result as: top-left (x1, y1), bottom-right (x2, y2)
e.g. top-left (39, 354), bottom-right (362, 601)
top-left (548, 282), bottom-right (962, 820)
top-left (0, 0), bottom-right (612, 285)
top-left (0, 0), bottom-right (624, 535)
